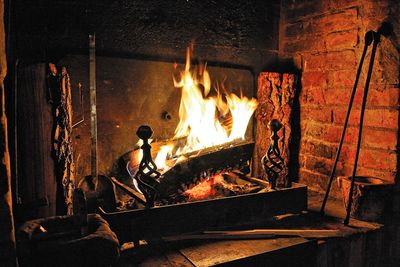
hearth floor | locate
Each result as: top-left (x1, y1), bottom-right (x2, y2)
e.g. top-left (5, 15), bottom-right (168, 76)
top-left (115, 190), bottom-right (389, 267)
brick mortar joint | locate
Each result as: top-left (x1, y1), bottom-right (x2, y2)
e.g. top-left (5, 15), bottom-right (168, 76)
top-left (301, 104), bottom-right (400, 110)
top-left (299, 165), bottom-right (397, 178)
top-left (282, 6), bottom-right (360, 24)
top-left (301, 119), bottom-right (399, 132)
top-left (300, 137), bottom-right (398, 153)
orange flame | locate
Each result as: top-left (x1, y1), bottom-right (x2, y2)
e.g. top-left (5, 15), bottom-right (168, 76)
top-left (156, 47), bottom-right (258, 171)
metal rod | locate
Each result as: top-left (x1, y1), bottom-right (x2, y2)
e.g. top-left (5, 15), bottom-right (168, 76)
top-left (344, 32), bottom-right (380, 225)
top-left (72, 83), bottom-right (85, 128)
top-left (89, 34), bottom-right (98, 186)
top-left (320, 31), bottom-right (374, 216)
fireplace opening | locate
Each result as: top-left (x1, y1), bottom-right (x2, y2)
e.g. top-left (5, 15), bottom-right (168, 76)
top-left (1, 0), bottom-right (399, 266)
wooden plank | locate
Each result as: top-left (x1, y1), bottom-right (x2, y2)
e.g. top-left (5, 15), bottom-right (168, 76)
top-left (178, 237), bottom-right (317, 267)
top-left (162, 229), bottom-right (342, 242)
top-left (17, 64), bottom-right (56, 218)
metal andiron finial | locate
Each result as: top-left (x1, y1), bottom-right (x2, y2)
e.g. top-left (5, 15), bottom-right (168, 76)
top-left (135, 125), bottom-right (161, 208)
top-left (262, 119), bottom-right (285, 190)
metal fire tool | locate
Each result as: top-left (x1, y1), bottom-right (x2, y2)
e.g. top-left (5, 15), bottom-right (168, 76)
top-left (262, 119), bottom-right (285, 190)
top-left (135, 125), bottom-right (161, 208)
top-left (319, 23), bottom-right (392, 225)
top-left (89, 33), bottom-right (98, 189)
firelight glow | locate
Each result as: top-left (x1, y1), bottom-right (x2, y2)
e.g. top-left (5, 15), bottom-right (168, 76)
top-left (155, 47), bottom-right (258, 171)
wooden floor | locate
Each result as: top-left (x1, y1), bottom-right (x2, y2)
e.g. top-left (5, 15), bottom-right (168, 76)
top-left (114, 190), bottom-right (395, 267)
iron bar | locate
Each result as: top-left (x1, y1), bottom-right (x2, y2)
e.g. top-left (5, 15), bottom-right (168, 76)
top-left (320, 31), bottom-right (374, 216)
top-left (344, 32), bottom-right (381, 225)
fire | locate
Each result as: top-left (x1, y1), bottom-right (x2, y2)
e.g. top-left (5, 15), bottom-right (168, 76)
top-left (156, 47), bottom-right (258, 172)
top-left (183, 174), bottom-right (225, 201)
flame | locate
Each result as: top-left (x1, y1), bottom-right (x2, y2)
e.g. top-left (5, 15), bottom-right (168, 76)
top-left (156, 47), bottom-right (258, 172)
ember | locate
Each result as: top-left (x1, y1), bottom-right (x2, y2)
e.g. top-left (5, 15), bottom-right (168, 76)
top-left (182, 172), bottom-right (261, 202)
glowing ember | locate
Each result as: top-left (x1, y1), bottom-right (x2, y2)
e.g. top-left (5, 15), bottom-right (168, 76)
top-left (183, 174), bottom-right (225, 201)
top-left (156, 47), bottom-right (258, 172)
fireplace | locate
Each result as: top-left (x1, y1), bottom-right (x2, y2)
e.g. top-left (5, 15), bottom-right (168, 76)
top-left (1, 0), bottom-right (399, 266)
top-left (59, 46), bottom-right (308, 243)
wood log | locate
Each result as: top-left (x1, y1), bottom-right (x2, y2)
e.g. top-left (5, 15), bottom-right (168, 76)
top-left (157, 140), bottom-right (255, 199)
top-left (253, 72), bottom-right (298, 187)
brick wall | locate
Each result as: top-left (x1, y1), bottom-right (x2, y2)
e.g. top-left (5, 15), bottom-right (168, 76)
top-left (279, 0), bottom-right (399, 197)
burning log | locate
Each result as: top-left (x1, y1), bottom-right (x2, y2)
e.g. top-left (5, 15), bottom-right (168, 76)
top-left (181, 172), bottom-right (262, 202)
top-left (115, 139), bottom-right (255, 205)
top-left (156, 140), bottom-right (255, 200)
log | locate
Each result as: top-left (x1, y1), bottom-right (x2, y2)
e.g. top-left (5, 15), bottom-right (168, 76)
top-left (157, 140), bottom-right (255, 199)
top-left (254, 72), bottom-right (298, 187)
top-left (235, 172), bottom-right (270, 188)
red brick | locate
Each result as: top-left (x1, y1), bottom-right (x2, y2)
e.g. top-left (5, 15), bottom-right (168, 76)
top-left (324, 88), bottom-right (359, 106)
top-left (368, 87), bottom-right (400, 107)
top-left (302, 106), bottom-right (332, 123)
top-left (313, 8), bottom-right (358, 34)
top-left (282, 0), bottom-right (329, 21)
top-left (298, 168), bottom-right (341, 197)
top-left (305, 50), bottom-right (356, 70)
top-left (301, 121), bottom-right (327, 140)
top-left (332, 108), bottom-right (398, 129)
top-left (302, 86), bottom-right (326, 105)
top-left (301, 121), bottom-right (359, 144)
top-left (304, 155), bottom-right (344, 176)
top-left (302, 70), bottom-right (329, 88)
top-left (363, 128), bottom-right (398, 150)
top-left (331, 70), bottom-right (357, 87)
top-left (300, 139), bottom-right (334, 158)
top-left (285, 21), bottom-right (313, 37)
top-left (341, 164), bottom-right (396, 184)
top-left (324, 87), bottom-right (399, 108)
top-left (329, 0), bottom-right (360, 10)
top-left (332, 107), bottom-right (361, 126)
top-left (364, 109), bottom-right (398, 129)
top-left (284, 36), bottom-right (325, 53)
top-left (341, 146), bottom-right (397, 171)
top-left (326, 29), bottom-right (359, 50)
top-left (361, 0), bottom-right (391, 20)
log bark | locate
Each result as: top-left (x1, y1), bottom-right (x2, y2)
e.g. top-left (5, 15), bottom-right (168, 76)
top-left (0, 0), bottom-right (16, 265)
top-left (253, 72), bottom-right (298, 186)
